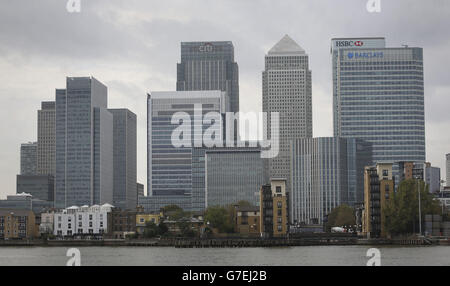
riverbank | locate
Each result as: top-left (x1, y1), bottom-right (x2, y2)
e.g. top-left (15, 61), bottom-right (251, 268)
top-left (1, 236), bottom-right (449, 247)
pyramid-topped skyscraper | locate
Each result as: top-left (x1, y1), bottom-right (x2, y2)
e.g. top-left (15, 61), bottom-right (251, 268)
top-left (268, 34), bottom-right (306, 55)
top-left (262, 34), bottom-right (312, 200)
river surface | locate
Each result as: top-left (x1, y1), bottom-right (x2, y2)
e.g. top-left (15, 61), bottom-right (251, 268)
top-left (0, 245), bottom-right (449, 266)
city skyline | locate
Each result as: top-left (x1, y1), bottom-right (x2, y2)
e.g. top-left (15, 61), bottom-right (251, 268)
top-left (1, 0), bottom-right (450, 199)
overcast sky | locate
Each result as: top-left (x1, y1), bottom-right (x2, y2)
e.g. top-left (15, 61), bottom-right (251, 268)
top-left (0, 0), bottom-right (449, 199)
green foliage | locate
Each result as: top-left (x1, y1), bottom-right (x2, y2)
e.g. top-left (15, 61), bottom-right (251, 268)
top-left (204, 205), bottom-right (235, 233)
top-left (162, 204), bottom-right (189, 221)
top-left (177, 221), bottom-right (198, 238)
top-left (384, 179), bottom-right (441, 235)
top-left (326, 204), bottom-right (356, 232)
top-left (143, 221), bottom-right (169, 238)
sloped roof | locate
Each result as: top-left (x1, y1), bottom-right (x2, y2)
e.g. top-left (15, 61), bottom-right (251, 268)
top-left (268, 35), bottom-right (305, 55)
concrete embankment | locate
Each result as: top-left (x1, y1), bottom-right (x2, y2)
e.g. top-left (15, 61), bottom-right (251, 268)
top-left (0, 236), bottom-right (447, 247)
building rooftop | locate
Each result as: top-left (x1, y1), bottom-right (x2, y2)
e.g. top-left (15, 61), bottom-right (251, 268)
top-left (268, 35), bottom-right (305, 55)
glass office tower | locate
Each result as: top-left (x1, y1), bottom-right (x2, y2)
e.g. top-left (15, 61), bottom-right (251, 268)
top-left (290, 137), bottom-right (372, 225)
top-left (146, 90), bottom-right (228, 212)
top-left (332, 38), bottom-right (425, 165)
top-left (55, 77), bottom-right (113, 208)
top-left (177, 41), bottom-right (239, 113)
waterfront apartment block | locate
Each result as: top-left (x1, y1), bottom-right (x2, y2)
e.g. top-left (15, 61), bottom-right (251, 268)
top-left (260, 179), bottom-right (289, 238)
top-left (235, 205), bottom-right (260, 236)
top-left (55, 77), bottom-right (113, 208)
top-left (331, 37), bottom-right (425, 170)
top-left (177, 41), bottom-right (239, 113)
top-left (262, 35), bottom-right (312, 196)
top-left (0, 209), bottom-right (36, 239)
top-left (53, 204), bottom-right (113, 237)
top-left (290, 137), bottom-right (372, 225)
top-left (362, 163), bottom-right (394, 238)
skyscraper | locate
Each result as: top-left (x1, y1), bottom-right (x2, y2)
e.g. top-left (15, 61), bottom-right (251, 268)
top-left (290, 137), bottom-right (372, 225)
top-left (331, 37), bottom-right (425, 166)
top-left (262, 35), bottom-right (312, 190)
top-left (447, 154), bottom-right (450, 186)
top-left (37, 101), bottom-right (56, 176)
top-left (192, 146), bottom-right (266, 210)
top-left (177, 41), bottom-right (239, 113)
top-left (108, 109), bottom-right (137, 210)
top-left (20, 142), bottom-right (37, 175)
top-left (146, 90), bottom-right (229, 211)
top-left (55, 77), bottom-right (113, 208)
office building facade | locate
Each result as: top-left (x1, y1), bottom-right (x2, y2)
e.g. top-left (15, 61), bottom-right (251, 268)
top-left (147, 90), bottom-right (228, 203)
top-left (16, 174), bottom-right (54, 202)
top-left (290, 137), bottom-right (372, 225)
top-left (198, 147), bottom-right (265, 209)
top-left (425, 163), bottom-right (441, 193)
top-left (20, 142), bottom-right (37, 175)
top-left (108, 109), bottom-right (137, 210)
top-left (55, 77), bottom-right (113, 208)
top-left (262, 35), bottom-right (312, 194)
top-left (332, 38), bottom-right (425, 165)
top-left (37, 101), bottom-right (56, 176)
top-left (177, 41), bottom-right (239, 113)
top-left (447, 154), bottom-right (450, 186)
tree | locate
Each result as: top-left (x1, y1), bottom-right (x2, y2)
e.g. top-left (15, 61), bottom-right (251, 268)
top-left (162, 205), bottom-right (188, 221)
top-left (204, 206), bottom-right (235, 233)
top-left (143, 222), bottom-right (159, 238)
top-left (326, 204), bottom-right (356, 232)
top-left (384, 179), bottom-right (441, 236)
top-left (143, 221), bottom-right (169, 238)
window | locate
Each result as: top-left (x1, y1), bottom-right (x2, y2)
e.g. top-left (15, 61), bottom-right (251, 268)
top-left (276, 186), bottom-right (282, 193)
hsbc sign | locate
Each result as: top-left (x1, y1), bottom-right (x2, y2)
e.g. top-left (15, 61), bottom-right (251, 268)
top-left (335, 40), bottom-right (364, 48)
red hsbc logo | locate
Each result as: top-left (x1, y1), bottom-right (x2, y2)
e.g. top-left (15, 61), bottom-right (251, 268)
top-left (354, 41), bottom-right (364, 47)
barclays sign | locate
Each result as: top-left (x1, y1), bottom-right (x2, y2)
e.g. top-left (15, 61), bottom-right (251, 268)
top-left (347, 51), bottom-right (383, 59)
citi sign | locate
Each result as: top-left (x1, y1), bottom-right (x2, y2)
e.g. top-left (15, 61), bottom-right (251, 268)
top-left (199, 43), bottom-right (214, 52)
top-left (335, 40), bottom-right (364, 48)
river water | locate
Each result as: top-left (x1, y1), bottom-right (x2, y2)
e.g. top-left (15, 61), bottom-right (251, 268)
top-left (0, 245), bottom-right (449, 266)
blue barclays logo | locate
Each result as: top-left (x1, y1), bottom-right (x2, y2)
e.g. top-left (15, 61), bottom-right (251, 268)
top-left (348, 52), bottom-right (384, 59)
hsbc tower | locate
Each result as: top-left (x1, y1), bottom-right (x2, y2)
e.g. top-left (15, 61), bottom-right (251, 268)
top-left (331, 37), bottom-right (426, 179)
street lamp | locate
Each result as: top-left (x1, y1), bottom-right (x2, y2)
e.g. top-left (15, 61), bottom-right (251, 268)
top-left (414, 175), bottom-right (422, 236)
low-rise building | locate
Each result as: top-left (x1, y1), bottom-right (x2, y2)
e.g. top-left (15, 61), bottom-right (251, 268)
top-left (362, 163), bottom-right (394, 238)
top-left (0, 209), bottom-right (36, 240)
top-left (260, 179), bottom-right (289, 238)
top-left (107, 208), bottom-right (137, 239)
top-left (53, 204), bottom-right (113, 237)
top-left (235, 206), bottom-right (260, 236)
top-left (0, 193), bottom-right (53, 214)
top-left (136, 213), bottom-right (161, 235)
